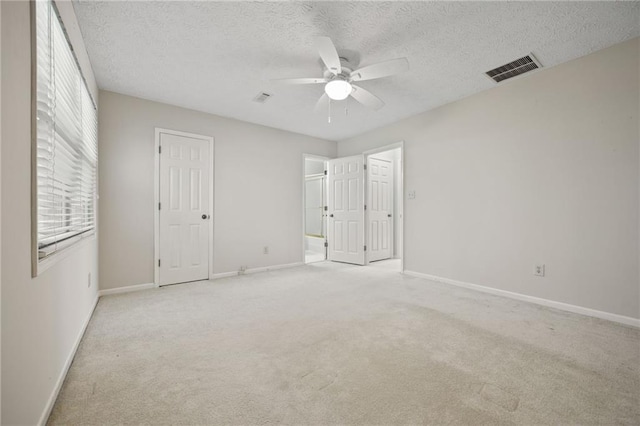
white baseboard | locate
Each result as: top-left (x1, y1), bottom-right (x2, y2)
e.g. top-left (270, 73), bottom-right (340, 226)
top-left (403, 270), bottom-right (640, 328)
top-left (98, 282), bottom-right (155, 297)
top-left (211, 262), bottom-right (304, 280)
top-left (38, 294), bottom-right (100, 426)
top-left (101, 262), bottom-right (306, 289)
top-left (210, 271), bottom-right (238, 280)
top-left (246, 262), bottom-right (304, 274)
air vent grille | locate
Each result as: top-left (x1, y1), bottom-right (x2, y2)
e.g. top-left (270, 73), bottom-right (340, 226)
top-left (486, 54), bottom-right (541, 83)
top-left (253, 92), bottom-right (273, 103)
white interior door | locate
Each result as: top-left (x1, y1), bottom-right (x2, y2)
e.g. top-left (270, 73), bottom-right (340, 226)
top-left (327, 155), bottom-right (365, 265)
top-left (159, 132), bottom-right (210, 286)
top-left (368, 157), bottom-right (393, 262)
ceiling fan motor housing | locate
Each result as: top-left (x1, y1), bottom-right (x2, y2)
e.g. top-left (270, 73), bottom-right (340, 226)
top-left (323, 56), bottom-right (355, 81)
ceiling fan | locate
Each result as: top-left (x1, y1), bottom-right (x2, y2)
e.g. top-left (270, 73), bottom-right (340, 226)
top-left (272, 37), bottom-right (409, 116)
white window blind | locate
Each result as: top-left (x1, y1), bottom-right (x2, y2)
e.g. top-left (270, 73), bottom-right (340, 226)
top-left (35, 0), bottom-right (98, 263)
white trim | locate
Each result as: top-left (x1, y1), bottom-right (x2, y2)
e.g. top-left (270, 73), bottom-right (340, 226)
top-left (154, 128), bottom-right (215, 287)
top-left (98, 283), bottom-right (155, 297)
top-left (211, 262), bottom-right (304, 280)
top-left (363, 154), bottom-right (369, 266)
top-left (399, 144), bottom-right (404, 272)
top-left (154, 129), bottom-right (160, 287)
top-left (210, 271), bottom-right (239, 280)
top-left (302, 154), bottom-right (329, 264)
top-left (404, 270), bottom-right (640, 328)
top-left (38, 294), bottom-right (99, 426)
top-left (362, 141), bottom-right (404, 157)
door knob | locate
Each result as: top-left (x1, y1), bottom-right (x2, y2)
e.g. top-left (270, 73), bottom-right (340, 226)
top-left (388, 214), bottom-right (392, 218)
top-left (329, 214), bottom-right (334, 217)
top-left (202, 214), bottom-right (210, 220)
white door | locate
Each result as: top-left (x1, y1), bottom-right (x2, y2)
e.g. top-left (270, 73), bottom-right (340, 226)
top-left (159, 132), bottom-right (211, 286)
top-left (368, 157), bottom-right (393, 262)
top-left (327, 155), bottom-right (365, 265)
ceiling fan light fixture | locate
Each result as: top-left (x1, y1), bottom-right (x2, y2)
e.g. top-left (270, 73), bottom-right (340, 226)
top-left (325, 79), bottom-right (352, 100)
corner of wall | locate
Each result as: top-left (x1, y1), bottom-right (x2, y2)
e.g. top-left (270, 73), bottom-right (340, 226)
top-left (336, 38), bottom-right (640, 320)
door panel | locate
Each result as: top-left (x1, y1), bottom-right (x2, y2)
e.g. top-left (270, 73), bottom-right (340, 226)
top-left (159, 132), bottom-right (210, 285)
top-left (368, 157), bottom-right (393, 262)
top-left (327, 155), bottom-right (365, 265)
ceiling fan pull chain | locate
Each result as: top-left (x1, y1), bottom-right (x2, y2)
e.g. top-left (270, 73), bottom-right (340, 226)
top-left (345, 97), bottom-right (349, 116)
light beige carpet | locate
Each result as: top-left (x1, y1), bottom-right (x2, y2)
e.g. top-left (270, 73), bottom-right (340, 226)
top-left (49, 261), bottom-right (640, 425)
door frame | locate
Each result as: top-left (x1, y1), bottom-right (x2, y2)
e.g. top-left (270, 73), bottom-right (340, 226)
top-left (154, 128), bottom-right (215, 287)
top-left (302, 154), bottom-right (329, 263)
top-left (363, 141), bottom-right (404, 272)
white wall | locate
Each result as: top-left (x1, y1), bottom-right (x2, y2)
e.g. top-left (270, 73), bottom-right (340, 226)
top-left (99, 91), bottom-right (336, 290)
top-left (339, 38), bottom-right (640, 320)
top-left (1, 1), bottom-right (100, 425)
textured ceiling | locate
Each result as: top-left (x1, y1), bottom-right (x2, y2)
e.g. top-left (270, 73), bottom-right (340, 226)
top-left (73, 1), bottom-right (640, 141)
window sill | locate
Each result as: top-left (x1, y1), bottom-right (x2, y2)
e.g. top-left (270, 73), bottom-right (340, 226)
top-left (35, 233), bottom-right (97, 277)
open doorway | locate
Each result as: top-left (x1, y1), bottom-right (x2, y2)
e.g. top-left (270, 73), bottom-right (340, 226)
top-left (303, 155), bottom-right (328, 264)
top-left (303, 143), bottom-right (403, 272)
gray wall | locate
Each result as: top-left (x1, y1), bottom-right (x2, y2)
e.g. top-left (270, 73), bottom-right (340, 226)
top-left (1, 2), bottom-right (99, 424)
top-left (99, 91), bottom-right (336, 290)
top-left (338, 38), bottom-right (640, 320)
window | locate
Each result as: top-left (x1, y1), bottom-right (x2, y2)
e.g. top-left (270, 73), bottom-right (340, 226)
top-left (33, 0), bottom-right (97, 270)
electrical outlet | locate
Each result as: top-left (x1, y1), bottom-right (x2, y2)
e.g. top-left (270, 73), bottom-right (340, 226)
top-left (263, 246), bottom-right (269, 255)
top-left (534, 264), bottom-right (545, 277)
top-left (88, 272), bottom-right (92, 288)
top-left (408, 190), bottom-right (416, 199)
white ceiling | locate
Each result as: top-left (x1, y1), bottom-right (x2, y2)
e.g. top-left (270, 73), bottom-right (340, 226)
top-left (73, 1), bottom-right (640, 141)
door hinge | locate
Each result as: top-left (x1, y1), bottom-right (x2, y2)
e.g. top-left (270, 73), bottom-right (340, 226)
top-left (158, 202), bottom-right (161, 210)
top-left (364, 164), bottom-right (367, 170)
top-left (364, 245), bottom-right (367, 251)
top-left (324, 170), bottom-right (327, 175)
top-left (159, 145), bottom-right (162, 154)
top-left (324, 241), bottom-right (328, 248)
top-left (324, 206), bottom-right (328, 211)
top-left (158, 259), bottom-right (161, 267)
top-left (364, 204), bottom-right (367, 210)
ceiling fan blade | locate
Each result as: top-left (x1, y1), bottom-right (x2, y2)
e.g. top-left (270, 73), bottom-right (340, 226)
top-left (315, 36), bottom-right (341, 75)
top-left (314, 93), bottom-right (330, 113)
top-left (350, 85), bottom-right (385, 111)
top-left (271, 77), bottom-right (328, 85)
top-left (350, 58), bottom-right (409, 82)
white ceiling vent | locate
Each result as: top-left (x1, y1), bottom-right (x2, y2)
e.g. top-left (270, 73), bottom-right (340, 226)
top-left (485, 54), bottom-right (542, 83)
top-left (253, 92), bottom-right (273, 103)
